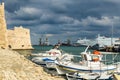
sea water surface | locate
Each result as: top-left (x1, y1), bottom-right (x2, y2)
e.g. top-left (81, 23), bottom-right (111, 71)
top-left (31, 45), bottom-right (120, 63)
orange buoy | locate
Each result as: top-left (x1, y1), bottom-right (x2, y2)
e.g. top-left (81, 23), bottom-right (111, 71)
top-left (92, 50), bottom-right (100, 61)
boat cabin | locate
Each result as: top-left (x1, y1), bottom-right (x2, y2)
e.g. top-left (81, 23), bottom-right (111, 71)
top-left (81, 50), bottom-right (102, 62)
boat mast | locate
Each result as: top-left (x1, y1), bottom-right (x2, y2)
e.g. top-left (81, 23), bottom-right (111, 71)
top-left (111, 22), bottom-right (114, 46)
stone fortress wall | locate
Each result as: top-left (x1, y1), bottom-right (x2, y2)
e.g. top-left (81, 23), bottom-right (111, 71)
top-left (0, 2), bottom-right (33, 49)
top-left (7, 26), bottom-right (33, 49)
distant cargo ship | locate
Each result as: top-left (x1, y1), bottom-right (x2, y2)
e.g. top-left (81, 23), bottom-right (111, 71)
top-left (76, 37), bottom-right (92, 47)
top-left (92, 34), bottom-right (120, 52)
top-left (76, 34), bottom-right (120, 52)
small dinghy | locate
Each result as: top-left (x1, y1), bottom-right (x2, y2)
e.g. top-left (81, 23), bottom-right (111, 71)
top-left (66, 72), bottom-right (112, 80)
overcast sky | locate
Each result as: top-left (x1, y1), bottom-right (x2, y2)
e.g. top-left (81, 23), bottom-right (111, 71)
top-left (4, 0), bottom-right (120, 45)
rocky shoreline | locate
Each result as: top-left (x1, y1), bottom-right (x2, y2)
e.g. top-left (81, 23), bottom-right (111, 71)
top-left (0, 49), bottom-right (65, 80)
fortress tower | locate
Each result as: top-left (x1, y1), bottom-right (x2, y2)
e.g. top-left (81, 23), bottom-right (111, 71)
top-left (0, 2), bottom-right (7, 49)
top-left (0, 2), bottom-right (33, 50)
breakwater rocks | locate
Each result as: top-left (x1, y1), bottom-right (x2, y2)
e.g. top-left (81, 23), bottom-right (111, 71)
top-left (0, 49), bottom-right (65, 80)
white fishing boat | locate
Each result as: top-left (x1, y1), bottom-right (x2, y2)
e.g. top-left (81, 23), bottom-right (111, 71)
top-left (66, 72), bottom-right (99, 80)
top-left (66, 71), bottom-right (112, 80)
top-left (55, 46), bottom-right (117, 75)
top-left (31, 56), bottom-right (56, 65)
top-left (46, 53), bottom-right (74, 69)
top-left (31, 45), bottom-right (74, 69)
top-left (31, 45), bottom-right (62, 65)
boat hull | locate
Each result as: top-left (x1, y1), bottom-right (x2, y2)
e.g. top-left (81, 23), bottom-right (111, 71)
top-left (32, 57), bottom-right (56, 65)
top-left (55, 61), bottom-right (116, 75)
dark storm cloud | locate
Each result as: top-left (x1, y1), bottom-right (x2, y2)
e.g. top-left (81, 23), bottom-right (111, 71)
top-left (50, 0), bottom-right (118, 18)
top-left (5, 0), bottom-right (30, 13)
top-left (4, 0), bottom-right (120, 44)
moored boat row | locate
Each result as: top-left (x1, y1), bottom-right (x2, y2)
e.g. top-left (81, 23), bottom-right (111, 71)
top-left (31, 45), bottom-right (120, 80)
